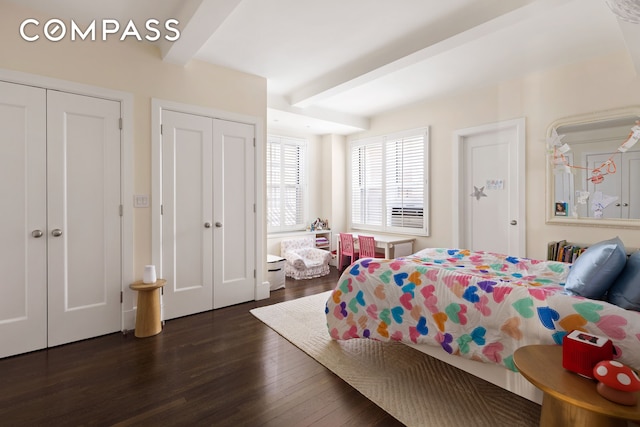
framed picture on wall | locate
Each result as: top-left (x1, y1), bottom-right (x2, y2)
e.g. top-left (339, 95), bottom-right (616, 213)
top-left (555, 201), bottom-right (568, 216)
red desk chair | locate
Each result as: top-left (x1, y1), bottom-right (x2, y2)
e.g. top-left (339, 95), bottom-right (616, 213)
top-left (339, 233), bottom-right (359, 270)
top-left (358, 235), bottom-right (384, 259)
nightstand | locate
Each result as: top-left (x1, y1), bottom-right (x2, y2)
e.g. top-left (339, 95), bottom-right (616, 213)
top-left (514, 345), bottom-right (640, 427)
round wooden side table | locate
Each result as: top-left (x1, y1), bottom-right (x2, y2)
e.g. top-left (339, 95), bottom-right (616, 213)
top-left (514, 344), bottom-right (640, 427)
top-left (129, 279), bottom-right (166, 338)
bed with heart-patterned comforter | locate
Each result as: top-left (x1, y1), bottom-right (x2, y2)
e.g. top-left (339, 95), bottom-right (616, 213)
top-left (326, 248), bottom-right (640, 371)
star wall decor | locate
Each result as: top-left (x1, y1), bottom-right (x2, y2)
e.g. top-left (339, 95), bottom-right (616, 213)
top-left (471, 186), bottom-right (487, 201)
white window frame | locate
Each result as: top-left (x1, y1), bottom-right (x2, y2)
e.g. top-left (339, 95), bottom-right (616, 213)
top-left (349, 127), bottom-right (429, 236)
top-left (266, 134), bottom-right (308, 233)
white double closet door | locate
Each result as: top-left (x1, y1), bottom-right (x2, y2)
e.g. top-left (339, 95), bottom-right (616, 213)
top-left (0, 81), bottom-right (122, 358)
top-left (161, 110), bottom-right (255, 319)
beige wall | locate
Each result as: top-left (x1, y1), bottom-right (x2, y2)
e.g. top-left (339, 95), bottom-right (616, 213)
top-left (349, 51), bottom-right (640, 260)
top-left (0, 1), bottom-right (267, 277)
top-left (5, 0), bottom-right (640, 267)
top-left (324, 134), bottom-right (347, 244)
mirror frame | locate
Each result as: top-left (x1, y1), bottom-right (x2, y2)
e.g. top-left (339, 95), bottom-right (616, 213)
top-left (546, 105), bottom-right (640, 229)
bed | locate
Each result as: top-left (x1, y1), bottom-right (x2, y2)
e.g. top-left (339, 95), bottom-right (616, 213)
top-left (325, 247), bottom-right (640, 403)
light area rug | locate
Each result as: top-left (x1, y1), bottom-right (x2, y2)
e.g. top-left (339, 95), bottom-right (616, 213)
top-left (250, 291), bottom-right (541, 427)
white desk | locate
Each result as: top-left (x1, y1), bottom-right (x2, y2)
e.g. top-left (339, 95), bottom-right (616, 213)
top-left (336, 233), bottom-right (416, 262)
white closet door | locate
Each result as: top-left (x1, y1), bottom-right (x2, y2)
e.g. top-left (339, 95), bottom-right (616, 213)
top-left (160, 112), bottom-right (256, 316)
top-left (46, 91), bottom-right (122, 347)
top-left (161, 110), bottom-right (214, 319)
top-left (212, 119), bottom-right (255, 308)
top-left (0, 81), bottom-right (47, 358)
top-left (621, 151), bottom-right (640, 219)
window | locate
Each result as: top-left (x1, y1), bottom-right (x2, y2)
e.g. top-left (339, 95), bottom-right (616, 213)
top-left (267, 135), bottom-right (307, 232)
top-left (350, 128), bottom-right (429, 235)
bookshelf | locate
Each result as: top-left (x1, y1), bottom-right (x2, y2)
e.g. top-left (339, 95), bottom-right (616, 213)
top-left (314, 230), bottom-right (331, 250)
top-left (547, 240), bottom-right (638, 262)
top-left (547, 241), bottom-right (588, 263)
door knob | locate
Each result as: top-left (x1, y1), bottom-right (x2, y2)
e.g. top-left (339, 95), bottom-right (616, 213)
top-left (215, 222), bottom-right (222, 228)
top-left (32, 230), bottom-right (43, 238)
top-left (623, 203), bottom-right (629, 207)
top-left (204, 222), bottom-right (212, 228)
top-left (510, 220), bottom-right (517, 225)
top-left (51, 229), bottom-right (63, 237)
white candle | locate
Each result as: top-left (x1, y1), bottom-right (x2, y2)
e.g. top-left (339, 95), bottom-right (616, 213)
top-left (143, 265), bottom-right (157, 284)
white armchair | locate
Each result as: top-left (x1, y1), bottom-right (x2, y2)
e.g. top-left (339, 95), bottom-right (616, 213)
top-left (281, 236), bottom-right (331, 280)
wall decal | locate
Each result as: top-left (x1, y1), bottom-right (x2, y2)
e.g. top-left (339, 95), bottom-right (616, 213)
top-left (486, 179), bottom-right (504, 190)
top-left (471, 186), bottom-right (487, 201)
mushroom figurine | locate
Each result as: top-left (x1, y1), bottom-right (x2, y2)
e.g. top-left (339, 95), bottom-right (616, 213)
top-left (593, 360), bottom-right (640, 406)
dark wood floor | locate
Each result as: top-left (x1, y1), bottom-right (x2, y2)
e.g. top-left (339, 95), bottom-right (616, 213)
top-left (0, 267), bottom-right (403, 426)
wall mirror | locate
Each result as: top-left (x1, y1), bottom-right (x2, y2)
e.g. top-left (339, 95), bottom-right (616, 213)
top-left (546, 106), bottom-right (640, 228)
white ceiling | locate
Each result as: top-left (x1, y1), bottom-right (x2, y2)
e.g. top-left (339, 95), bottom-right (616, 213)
top-left (11, 0), bottom-right (640, 135)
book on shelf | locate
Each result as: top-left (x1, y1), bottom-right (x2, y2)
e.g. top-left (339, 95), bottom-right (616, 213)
top-left (315, 237), bottom-right (329, 246)
top-left (547, 240), bottom-right (588, 262)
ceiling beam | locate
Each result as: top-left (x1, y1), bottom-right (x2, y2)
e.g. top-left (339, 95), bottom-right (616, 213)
top-left (268, 95), bottom-right (369, 132)
top-left (288, 0), bottom-right (573, 108)
top-left (160, 0), bottom-right (243, 66)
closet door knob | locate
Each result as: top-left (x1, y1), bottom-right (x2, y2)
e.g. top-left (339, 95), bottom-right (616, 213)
top-left (32, 230), bottom-right (43, 238)
top-left (204, 222), bottom-right (212, 228)
top-left (215, 222), bottom-right (222, 228)
top-left (51, 229), bottom-right (63, 237)
top-left (510, 220), bottom-right (517, 225)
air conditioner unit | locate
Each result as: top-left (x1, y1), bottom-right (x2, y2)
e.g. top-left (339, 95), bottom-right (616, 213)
top-left (390, 206), bottom-right (423, 228)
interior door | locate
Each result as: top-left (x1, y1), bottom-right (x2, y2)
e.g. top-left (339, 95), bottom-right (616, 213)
top-left (621, 151), bottom-right (640, 219)
top-left (457, 119), bottom-right (525, 256)
top-left (46, 91), bottom-right (122, 347)
top-left (212, 119), bottom-right (255, 308)
top-left (161, 110), bottom-right (214, 319)
top-left (0, 81), bottom-right (47, 358)
top-left (160, 112), bottom-right (256, 317)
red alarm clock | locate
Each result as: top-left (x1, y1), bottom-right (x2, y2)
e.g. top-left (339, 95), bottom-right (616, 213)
top-left (562, 330), bottom-right (614, 379)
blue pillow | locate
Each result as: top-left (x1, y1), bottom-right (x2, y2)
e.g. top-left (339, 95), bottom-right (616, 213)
top-left (608, 251), bottom-right (640, 311)
top-left (564, 237), bottom-right (626, 299)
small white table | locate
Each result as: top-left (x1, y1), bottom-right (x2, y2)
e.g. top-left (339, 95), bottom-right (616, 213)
top-left (336, 233), bottom-right (416, 262)
top-left (267, 254), bottom-right (286, 290)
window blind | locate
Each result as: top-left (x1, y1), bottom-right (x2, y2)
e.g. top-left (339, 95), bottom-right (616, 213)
top-left (267, 135), bottom-right (307, 232)
top-left (385, 134), bottom-right (425, 229)
top-left (351, 140), bottom-right (383, 227)
top-left (350, 128), bottom-right (429, 235)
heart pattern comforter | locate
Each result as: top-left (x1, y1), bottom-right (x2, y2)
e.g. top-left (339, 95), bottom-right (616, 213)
top-left (326, 248), bottom-right (640, 371)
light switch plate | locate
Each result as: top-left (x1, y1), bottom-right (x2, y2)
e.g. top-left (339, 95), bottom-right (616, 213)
top-left (134, 194), bottom-right (149, 208)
